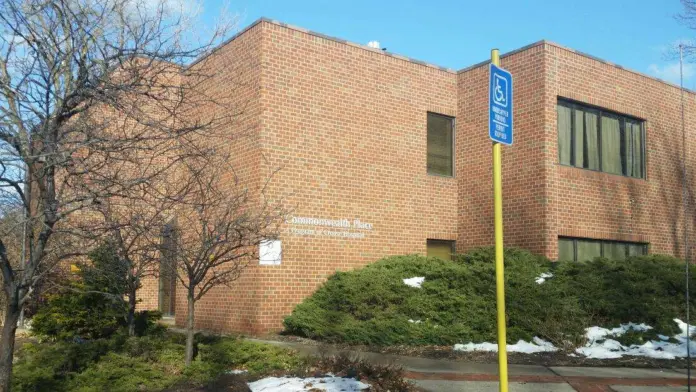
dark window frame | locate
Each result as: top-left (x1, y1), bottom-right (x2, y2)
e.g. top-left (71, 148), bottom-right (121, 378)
top-left (559, 236), bottom-right (648, 262)
top-left (558, 98), bottom-right (646, 179)
top-left (427, 112), bottom-right (456, 178)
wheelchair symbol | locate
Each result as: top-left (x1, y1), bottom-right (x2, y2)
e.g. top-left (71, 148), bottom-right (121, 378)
top-left (493, 74), bottom-right (507, 108)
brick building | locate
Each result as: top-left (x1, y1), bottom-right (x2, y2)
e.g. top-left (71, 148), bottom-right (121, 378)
top-left (141, 18), bottom-right (696, 334)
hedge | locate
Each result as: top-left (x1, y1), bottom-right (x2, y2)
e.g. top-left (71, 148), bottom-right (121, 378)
top-left (283, 248), bottom-right (696, 347)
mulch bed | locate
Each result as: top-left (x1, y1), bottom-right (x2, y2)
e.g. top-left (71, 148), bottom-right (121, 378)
top-left (269, 334), bottom-right (695, 369)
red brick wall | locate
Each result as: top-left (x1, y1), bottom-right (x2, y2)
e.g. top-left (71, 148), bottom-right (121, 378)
top-left (168, 22), bottom-right (267, 333)
top-left (544, 43), bottom-right (696, 260)
top-left (456, 44), bottom-right (551, 256)
top-left (256, 21), bottom-right (458, 332)
top-left (134, 21), bottom-right (696, 335)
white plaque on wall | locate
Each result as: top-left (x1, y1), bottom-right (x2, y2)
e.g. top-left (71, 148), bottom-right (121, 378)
top-left (259, 239), bottom-right (282, 265)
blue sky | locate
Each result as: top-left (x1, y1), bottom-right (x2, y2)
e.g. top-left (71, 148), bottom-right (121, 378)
top-left (197, 0), bottom-right (695, 87)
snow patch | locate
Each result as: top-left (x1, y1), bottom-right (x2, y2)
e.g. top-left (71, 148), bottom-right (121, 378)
top-left (403, 277), bottom-right (425, 288)
top-left (408, 319), bottom-right (422, 324)
top-left (577, 319), bottom-right (696, 360)
top-left (452, 320), bottom-right (696, 360)
top-left (454, 337), bottom-right (557, 354)
top-left (535, 272), bottom-right (553, 284)
top-left (585, 323), bottom-right (652, 344)
top-left (248, 376), bottom-right (370, 392)
top-left (226, 369), bottom-right (248, 374)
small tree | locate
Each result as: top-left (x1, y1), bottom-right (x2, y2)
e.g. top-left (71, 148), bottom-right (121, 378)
top-left (90, 192), bottom-right (179, 336)
top-left (31, 243), bottom-right (128, 341)
top-left (165, 160), bottom-right (284, 365)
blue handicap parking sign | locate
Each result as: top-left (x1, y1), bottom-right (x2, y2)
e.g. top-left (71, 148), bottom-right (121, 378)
top-left (489, 64), bottom-right (513, 145)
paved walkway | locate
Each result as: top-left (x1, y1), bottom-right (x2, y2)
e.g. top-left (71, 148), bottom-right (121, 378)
top-left (251, 339), bottom-right (693, 392)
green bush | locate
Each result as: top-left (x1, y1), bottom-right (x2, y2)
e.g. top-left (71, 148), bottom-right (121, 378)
top-left (283, 248), bottom-right (696, 347)
top-left (134, 310), bottom-right (166, 337)
top-left (66, 353), bottom-right (177, 392)
top-left (31, 243), bottom-right (129, 341)
top-left (12, 336), bottom-right (121, 391)
top-left (551, 255), bottom-right (696, 336)
top-left (13, 332), bottom-right (311, 392)
top-left (197, 337), bottom-right (307, 374)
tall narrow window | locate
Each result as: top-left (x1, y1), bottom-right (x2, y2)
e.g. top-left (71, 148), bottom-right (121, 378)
top-left (557, 100), bottom-right (645, 178)
top-left (601, 115), bottom-right (622, 175)
top-left (159, 223), bottom-right (177, 317)
top-left (427, 239), bottom-right (455, 261)
top-left (427, 113), bottom-right (454, 177)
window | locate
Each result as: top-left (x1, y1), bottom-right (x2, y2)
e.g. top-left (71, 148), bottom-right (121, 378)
top-left (558, 237), bottom-right (647, 262)
top-left (427, 112), bottom-right (454, 176)
top-left (557, 100), bottom-right (644, 178)
top-left (427, 239), bottom-right (455, 260)
top-left (159, 223), bottom-right (178, 317)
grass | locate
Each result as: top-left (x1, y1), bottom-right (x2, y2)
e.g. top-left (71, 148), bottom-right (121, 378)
top-left (283, 248), bottom-right (696, 347)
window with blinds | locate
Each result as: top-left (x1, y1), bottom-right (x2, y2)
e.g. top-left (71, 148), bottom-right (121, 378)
top-left (557, 100), bottom-right (644, 178)
top-left (558, 237), bottom-right (647, 262)
top-left (427, 239), bottom-right (455, 261)
top-left (427, 112), bottom-right (454, 177)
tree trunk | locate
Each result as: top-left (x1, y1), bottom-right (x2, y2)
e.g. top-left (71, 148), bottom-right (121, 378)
top-left (0, 299), bottom-right (20, 392)
top-left (184, 293), bottom-right (195, 366)
top-left (127, 288), bottom-right (137, 337)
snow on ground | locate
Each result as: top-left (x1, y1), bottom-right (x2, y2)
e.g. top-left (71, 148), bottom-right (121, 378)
top-left (535, 272), bottom-right (553, 284)
top-left (408, 319), bottom-right (422, 324)
top-left (584, 323), bottom-right (652, 342)
top-left (577, 318), bottom-right (696, 360)
top-left (403, 276), bottom-right (425, 288)
top-left (454, 337), bottom-right (557, 354)
top-left (248, 376), bottom-right (370, 392)
top-left (453, 319), bottom-right (696, 360)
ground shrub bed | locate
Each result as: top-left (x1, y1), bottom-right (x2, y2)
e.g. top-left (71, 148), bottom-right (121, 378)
top-left (12, 332), bottom-right (310, 392)
top-left (283, 248), bottom-right (696, 347)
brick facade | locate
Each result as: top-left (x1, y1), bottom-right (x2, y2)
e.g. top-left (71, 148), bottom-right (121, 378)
top-left (139, 18), bottom-right (696, 334)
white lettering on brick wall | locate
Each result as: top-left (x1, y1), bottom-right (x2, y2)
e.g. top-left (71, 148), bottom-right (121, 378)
top-left (288, 216), bottom-right (373, 239)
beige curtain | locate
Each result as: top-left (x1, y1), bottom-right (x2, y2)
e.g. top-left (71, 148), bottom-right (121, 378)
top-left (558, 238), bottom-right (575, 261)
top-left (585, 111), bottom-right (600, 170)
top-left (604, 242), bottom-right (626, 261)
top-left (574, 109), bottom-right (584, 167)
top-left (577, 240), bottom-right (601, 262)
top-left (427, 240), bottom-right (454, 260)
top-left (601, 116), bottom-right (622, 174)
top-left (626, 121), bottom-right (643, 178)
top-left (628, 243), bottom-right (646, 257)
top-left (558, 105), bottom-right (572, 165)
top-left (427, 114), bottom-right (453, 176)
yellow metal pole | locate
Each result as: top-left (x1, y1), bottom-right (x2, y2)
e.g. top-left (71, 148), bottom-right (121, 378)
top-left (491, 48), bottom-right (509, 392)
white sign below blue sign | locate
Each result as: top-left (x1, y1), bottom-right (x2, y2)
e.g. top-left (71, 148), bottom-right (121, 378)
top-left (489, 63), bottom-right (513, 145)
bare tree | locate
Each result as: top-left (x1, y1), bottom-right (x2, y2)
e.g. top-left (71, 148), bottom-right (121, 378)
top-left (91, 188), bottom-right (178, 336)
top-left (164, 157), bottom-right (285, 366)
top-left (0, 0), bottom-right (235, 388)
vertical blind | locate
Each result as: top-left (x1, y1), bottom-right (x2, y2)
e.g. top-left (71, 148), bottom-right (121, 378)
top-left (427, 113), bottom-right (454, 176)
top-left (557, 100), bottom-right (644, 178)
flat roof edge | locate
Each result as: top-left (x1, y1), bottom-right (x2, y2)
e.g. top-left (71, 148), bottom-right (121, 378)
top-left (544, 40), bottom-right (696, 94)
top-left (189, 17), bottom-right (457, 73)
top-left (457, 40), bottom-right (695, 95)
top-left (456, 40), bottom-right (547, 74)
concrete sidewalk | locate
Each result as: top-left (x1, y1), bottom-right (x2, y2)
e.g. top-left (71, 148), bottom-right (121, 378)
top-left (251, 339), bottom-right (691, 391)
